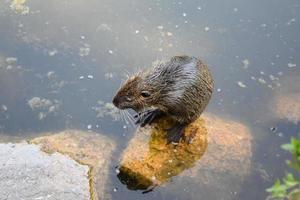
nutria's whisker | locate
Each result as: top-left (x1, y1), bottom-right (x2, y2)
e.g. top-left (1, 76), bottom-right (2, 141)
top-left (124, 110), bottom-right (135, 127)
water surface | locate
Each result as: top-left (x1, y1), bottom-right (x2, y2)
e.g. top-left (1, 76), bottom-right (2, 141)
top-left (0, 0), bottom-right (299, 199)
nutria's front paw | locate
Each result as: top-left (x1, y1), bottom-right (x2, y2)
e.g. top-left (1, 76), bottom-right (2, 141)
top-left (135, 109), bottom-right (164, 127)
top-left (166, 124), bottom-right (186, 144)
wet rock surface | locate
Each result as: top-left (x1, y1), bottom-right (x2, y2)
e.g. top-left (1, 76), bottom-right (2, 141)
top-left (0, 142), bottom-right (90, 200)
top-left (118, 117), bottom-right (208, 190)
top-left (118, 113), bottom-right (252, 199)
top-left (31, 129), bottom-right (116, 200)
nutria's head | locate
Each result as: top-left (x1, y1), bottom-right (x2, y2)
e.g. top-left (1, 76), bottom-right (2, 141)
top-left (112, 73), bottom-right (161, 112)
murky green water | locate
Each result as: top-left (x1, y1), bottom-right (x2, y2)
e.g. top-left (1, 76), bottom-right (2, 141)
top-left (0, 0), bottom-right (299, 199)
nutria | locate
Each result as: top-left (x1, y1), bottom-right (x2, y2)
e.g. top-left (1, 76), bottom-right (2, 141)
top-left (112, 55), bottom-right (214, 143)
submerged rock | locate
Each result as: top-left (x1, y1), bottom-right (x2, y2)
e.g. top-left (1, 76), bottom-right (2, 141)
top-left (31, 129), bottom-right (116, 200)
top-left (118, 113), bottom-right (252, 199)
top-left (165, 113), bottom-right (252, 200)
top-left (0, 142), bottom-right (90, 200)
top-left (272, 74), bottom-right (300, 124)
top-left (273, 93), bottom-right (300, 124)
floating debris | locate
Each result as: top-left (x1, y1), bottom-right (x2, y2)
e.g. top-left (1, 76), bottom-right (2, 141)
top-left (286, 18), bottom-right (296, 26)
top-left (237, 81), bottom-right (246, 88)
top-left (79, 76), bottom-right (84, 80)
top-left (166, 32), bottom-right (173, 36)
top-left (270, 126), bottom-right (277, 132)
top-left (242, 59), bottom-right (250, 69)
top-left (108, 50), bottom-right (114, 54)
top-left (258, 78), bottom-right (266, 84)
top-left (135, 30), bottom-right (140, 34)
top-left (87, 124), bottom-right (92, 130)
top-left (104, 72), bottom-right (113, 79)
top-left (92, 100), bottom-right (120, 121)
top-left (182, 13), bottom-right (187, 17)
top-left (79, 45), bottom-right (90, 57)
top-left (5, 57), bottom-right (17, 64)
top-left (10, 0), bottom-right (30, 15)
top-left (28, 97), bottom-right (60, 120)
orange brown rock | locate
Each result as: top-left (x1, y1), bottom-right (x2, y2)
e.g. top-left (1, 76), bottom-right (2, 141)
top-left (118, 113), bottom-right (252, 195)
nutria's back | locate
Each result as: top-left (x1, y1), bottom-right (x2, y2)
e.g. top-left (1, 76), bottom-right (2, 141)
top-left (139, 55), bottom-right (214, 123)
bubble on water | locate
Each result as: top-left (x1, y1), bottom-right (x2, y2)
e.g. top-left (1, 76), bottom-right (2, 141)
top-left (87, 124), bottom-right (92, 130)
top-left (47, 71), bottom-right (56, 80)
top-left (182, 13), bottom-right (187, 17)
top-left (197, 6), bottom-right (202, 10)
top-left (237, 81), bottom-right (246, 88)
top-left (260, 24), bottom-right (267, 28)
top-left (79, 76), bottom-right (84, 80)
top-left (1, 105), bottom-right (8, 112)
top-left (135, 30), bottom-right (140, 34)
top-left (204, 26), bottom-right (210, 32)
top-left (217, 88), bottom-right (221, 92)
top-left (113, 188), bottom-right (118, 192)
top-left (108, 50), bottom-right (114, 54)
top-left (287, 63), bottom-right (296, 68)
top-left (48, 49), bottom-right (58, 56)
top-left (157, 25), bottom-right (164, 30)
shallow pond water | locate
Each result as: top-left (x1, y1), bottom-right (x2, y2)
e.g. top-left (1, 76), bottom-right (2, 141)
top-left (0, 0), bottom-right (299, 199)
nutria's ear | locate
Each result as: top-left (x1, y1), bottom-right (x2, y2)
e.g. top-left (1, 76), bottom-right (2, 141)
top-left (140, 91), bottom-right (151, 98)
top-left (172, 55), bottom-right (189, 62)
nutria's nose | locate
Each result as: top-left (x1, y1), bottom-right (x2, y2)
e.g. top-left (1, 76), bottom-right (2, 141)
top-left (112, 96), bottom-right (119, 108)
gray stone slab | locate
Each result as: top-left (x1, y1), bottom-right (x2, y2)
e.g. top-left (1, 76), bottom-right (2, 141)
top-left (0, 142), bottom-right (90, 200)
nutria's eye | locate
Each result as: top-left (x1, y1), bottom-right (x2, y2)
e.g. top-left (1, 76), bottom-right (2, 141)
top-left (140, 91), bottom-right (151, 98)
